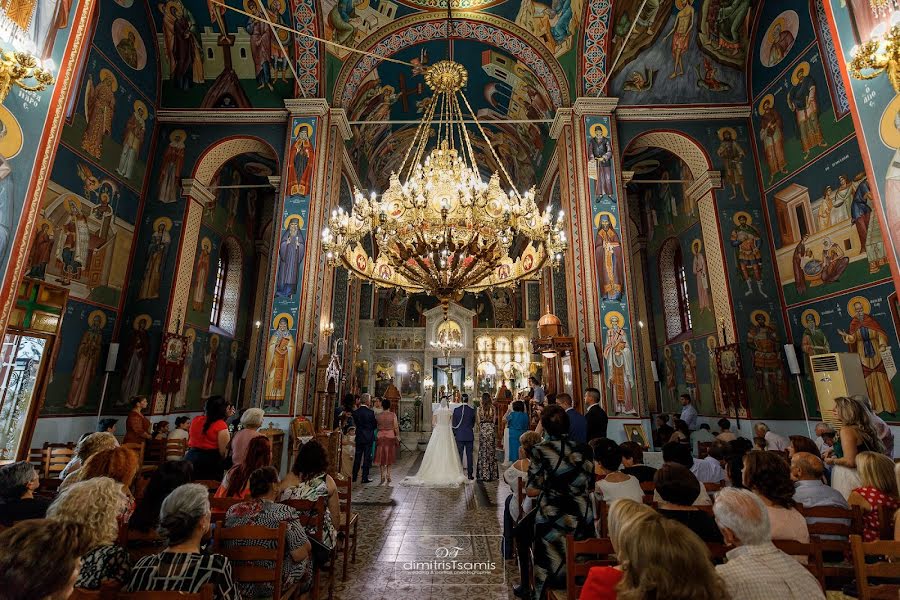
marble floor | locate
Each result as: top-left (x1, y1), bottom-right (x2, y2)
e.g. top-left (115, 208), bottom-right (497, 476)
top-left (332, 450), bottom-right (516, 600)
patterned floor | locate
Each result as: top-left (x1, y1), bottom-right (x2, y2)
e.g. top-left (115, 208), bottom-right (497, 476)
top-left (333, 450), bottom-right (516, 600)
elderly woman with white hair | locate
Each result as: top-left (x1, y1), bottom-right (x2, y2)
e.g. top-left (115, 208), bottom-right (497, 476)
top-left (230, 407), bottom-right (265, 467)
top-left (125, 484), bottom-right (239, 599)
top-left (0, 461), bottom-right (51, 526)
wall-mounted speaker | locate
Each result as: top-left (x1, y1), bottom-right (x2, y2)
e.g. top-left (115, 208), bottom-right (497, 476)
top-left (239, 359), bottom-right (250, 380)
top-left (784, 344), bottom-right (802, 376)
top-left (585, 342), bottom-right (602, 373)
top-left (105, 343), bottom-right (120, 372)
top-left (650, 360), bottom-right (659, 383)
top-left (297, 342), bottom-right (314, 372)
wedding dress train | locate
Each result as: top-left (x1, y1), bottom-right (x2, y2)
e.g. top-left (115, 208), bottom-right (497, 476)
top-left (403, 403), bottom-right (467, 487)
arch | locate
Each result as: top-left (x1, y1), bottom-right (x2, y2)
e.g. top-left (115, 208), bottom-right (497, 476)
top-left (623, 130), bottom-right (712, 179)
top-left (658, 238), bottom-right (690, 341)
top-left (333, 13), bottom-right (570, 110)
top-left (214, 236), bottom-right (243, 336)
top-left (190, 136), bottom-right (280, 188)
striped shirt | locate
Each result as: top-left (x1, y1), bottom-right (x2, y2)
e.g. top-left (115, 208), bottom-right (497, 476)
top-left (124, 551), bottom-right (239, 600)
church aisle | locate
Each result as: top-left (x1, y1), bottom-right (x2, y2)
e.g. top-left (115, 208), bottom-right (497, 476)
top-left (334, 451), bottom-right (514, 600)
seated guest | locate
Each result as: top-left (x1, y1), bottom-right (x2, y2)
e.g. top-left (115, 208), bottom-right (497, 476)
top-left (716, 418), bottom-right (737, 442)
top-left (743, 450), bottom-right (809, 543)
top-left (224, 467), bottom-right (312, 597)
top-left (653, 414), bottom-right (674, 448)
top-left (502, 431), bottom-right (541, 559)
top-left (825, 396), bottom-right (885, 498)
top-left (754, 422), bottom-right (789, 451)
top-left (714, 488), bottom-right (826, 599)
top-left (658, 442), bottom-right (711, 505)
top-left (790, 452), bottom-right (849, 541)
top-left (619, 441), bottom-right (656, 483)
top-left (230, 407), bottom-right (265, 467)
top-left (166, 417), bottom-right (190, 460)
top-left (849, 451), bottom-right (900, 542)
top-left (278, 439), bottom-right (339, 550)
top-left (59, 431), bottom-right (119, 483)
top-left (591, 438), bottom-right (642, 504)
top-left (505, 400), bottom-right (530, 463)
top-left (788, 435), bottom-right (821, 458)
top-left (0, 520), bottom-right (91, 600)
top-left (579, 499), bottom-right (656, 600)
top-left (185, 395), bottom-right (231, 481)
top-left (76, 446), bottom-right (139, 523)
top-left (814, 422), bottom-right (836, 458)
top-left (47, 477), bottom-right (132, 590)
top-left (692, 440), bottom-right (727, 484)
top-left (215, 435), bottom-right (272, 499)
top-left (125, 484), bottom-right (239, 599)
top-left (669, 418), bottom-right (690, 443)
top-left (691, 423), bottom-right (717, 456)
top-left (151, 420), bottom-right (170, 440)
top-left (615, 512), bottom-right (730, 600)
top-left (98, 418), bottom-right (118, 435)
top-left (654, 463), bottom-right (724, 543)
top-left (855, 394), bottom-right (894, 457)
top-left (753, 436), bottom-right (768, 451)
top-left (129, 460), bottom-right (194, 533)
top-left (0, 461), bottom-right (51, 526)
top-left (124, 396), bottom-right (152, 444)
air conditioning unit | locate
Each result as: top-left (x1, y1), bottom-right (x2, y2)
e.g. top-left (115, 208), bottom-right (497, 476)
top-left (810, 353), bottom-right (866, 427)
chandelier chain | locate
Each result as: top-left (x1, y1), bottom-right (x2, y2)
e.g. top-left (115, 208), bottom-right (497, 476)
top-left (458, 89), bottom-right (523, 202)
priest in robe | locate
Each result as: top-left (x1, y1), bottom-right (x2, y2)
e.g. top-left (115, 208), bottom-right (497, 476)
top-left (839, 301), bottom-right (897, 414)
top-left (594, 215), bottom-right (624, 301)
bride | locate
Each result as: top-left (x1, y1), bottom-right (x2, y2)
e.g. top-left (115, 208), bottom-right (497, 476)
top-left (403, 398), bottom-right (467, 487)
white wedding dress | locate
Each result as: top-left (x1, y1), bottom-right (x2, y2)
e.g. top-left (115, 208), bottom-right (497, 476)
top-left (403, 403), bottom-right (467, 487)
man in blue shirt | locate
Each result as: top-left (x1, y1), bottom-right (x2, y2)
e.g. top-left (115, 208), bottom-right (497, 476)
top-left (679, 394), bottom-right (699, 431)
top-left (528, 376), bottom-right (545, 405)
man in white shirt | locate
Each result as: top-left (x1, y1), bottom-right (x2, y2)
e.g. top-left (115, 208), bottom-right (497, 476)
top-left (691, 440), bottom-right (727, 484)
top-left (754, 422), bottom-right (789, 452)
top-left (691, 423), bottom-right (717, 456)
top-left (714, 488), bottom-right (826, 600)
top-left (679, 394), bottom-right (699, 431)
top-left (814, 422), bottom-right (836, 457)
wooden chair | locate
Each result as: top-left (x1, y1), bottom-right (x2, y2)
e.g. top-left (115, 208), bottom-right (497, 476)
top-left (67, 582), bottom-right (121, 599)
top-left (800, 504), bottom-right (863, 579)
top-left (772, 537), bottom-right (826, 590)
top-left (850, 534), bottom-right (900, 600)
top-left (35, 477), bottom-right (62, 499)
top-left (640, 481), bottom-right (654, 505)
top-left (597, 500), bottom-right (610, 538)
top-left (193, 479), bottom-right (221, 495)
top-left (334, 476), bottom-right (359, 581)
top-left (143, 439), bottom-right (166, 465)
top-left (122, 526), bottom-right (167, 561)
top-left (877, 505), bottom-right (896, 541)
top-left (282, 497), bottom-right (334, 600)
top-left (165, 438), bottom-right (187, 461)
top-left (516, 477), bottom-right (527, 521)
top-left (706, 542), bottom-right (729, 563)
top-left (214, 522), bottom-right (287, 600)
top-left (44, 443), bottom-right (76, 479)
top-left (122, 442), bottom-right (154, 474)
top-left (561, 535), bottom-right (616, 600)
top-left (28, 446), bottom-right (47, 475)
top-left (118, 584), bottom-right (215, 599)
top-left (209, 496), bottom-right (244, 522)
top-left (703, 481), bottom-right (722, 493)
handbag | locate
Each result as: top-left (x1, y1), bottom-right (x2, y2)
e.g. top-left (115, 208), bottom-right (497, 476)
top-left (309, 535), bottom-right (333, 566)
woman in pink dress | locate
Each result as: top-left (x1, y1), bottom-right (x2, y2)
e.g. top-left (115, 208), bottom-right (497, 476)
top-left (374, 398), bottom-right (400, 484)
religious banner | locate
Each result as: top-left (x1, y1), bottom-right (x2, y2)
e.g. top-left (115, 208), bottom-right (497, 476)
top-left (262, 116), bottom-right (317, 414)
top-left (152, 332), bottom-right (187, 396)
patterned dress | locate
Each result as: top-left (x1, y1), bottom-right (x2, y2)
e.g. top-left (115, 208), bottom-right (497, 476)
top-left (278, 473), bottom-right (337, 549)
top-left (476, 408), bottom-right (499, 481)
top-left (223, 499), bottom-right (313, 597)
top-left (75, 544), bottom-right (133, 590)
top-left (527, 437), bottom-right (596, 599)
top-left (853, 486), bottom-right (900, 542)
top-left (125, 551), bottom-right (239, 599)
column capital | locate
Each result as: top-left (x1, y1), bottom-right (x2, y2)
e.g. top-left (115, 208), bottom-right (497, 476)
top-left (181, 178), bottom-right (215, 206)
top-left (685, 170), bottom-right (723, 203)
top-left (284, 98), bottom-right (330, 116)
top-left (267, 175), bottom-right (282, 188)
top-left (329, 108), bottom-right (353, 140)
top-left (621, 170), bottom-right (635, 185)
top-left (550, 108), bottom-right (574, 140)
top-left (573, 97), bottom-right (620, 116)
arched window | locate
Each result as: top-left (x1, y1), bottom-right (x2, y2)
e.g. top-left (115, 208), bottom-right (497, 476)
top-left (209, 238), bottom-right (242, 335)
top-left (659, 238), bottom-right (692, 341)
top-left (210, 248), bottom-right (228, 328)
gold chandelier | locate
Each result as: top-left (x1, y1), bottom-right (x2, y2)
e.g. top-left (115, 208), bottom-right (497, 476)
top-left (322, 60), bottom-right (567, 315)
top-left (849, 22), bottom-right (900, 93)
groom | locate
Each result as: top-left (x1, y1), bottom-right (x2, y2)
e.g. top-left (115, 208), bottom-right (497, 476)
top-left (452, 393), bottom-right (476, 480)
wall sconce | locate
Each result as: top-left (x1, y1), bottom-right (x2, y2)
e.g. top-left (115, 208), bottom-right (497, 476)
top-left (0, 50), bottom-right (55, 104)
top-left (423, 375), bottom-right (434, 390)
top-left (849, 19), bottom-right (900, 93)
top-left (463, 375), bottom-right (474, 391)
top-left (322, 321), bottom-right (335, 338)
top-left (255, 320), bottom-right (261, 329)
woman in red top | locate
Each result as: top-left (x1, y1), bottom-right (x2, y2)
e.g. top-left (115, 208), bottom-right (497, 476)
top-left (186, 396), bottom-right (231, 481)
top-left (215, 436), bottom-right (272, 499)
top-left (849, 451), bottom-right (900, 541)
top-left (123, 396), bottom-right (151, 444)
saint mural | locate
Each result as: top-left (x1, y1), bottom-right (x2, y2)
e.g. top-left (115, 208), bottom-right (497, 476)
top-left (159, 0), bottom-right (203, 90)
top-left (682, 341), bottom-right (698, 402)
top-left (746, 310), bottom-right (787, 409)
top-left (730, 212), bottom-right (767, 297)
top-left (65, 310), bottom-right (106, 409)
top-left (276, 215), bottom-right (305, 298)
top-left (663, 345), bottom-right (677, 405)
top-left (246, 2), bottom-right (275, 91)
top-left (116, 100), bottom-right (147, 180)
top-left (81, 69), bottom-right (117, 160)
top-left (692, 239), bottom-right (710, 313)
top-left (265, 314), bottom-right (295, 408)
top-left (288, 123), bottom-right (315, 196)
top-left (663, 0), bottom-right (694, 79)
top-left (192, 238), bottom-right (212, 311)
top-left (758, 94), bottom-right (787, 183)
top-left (138, 217), bottom-right (171, 300)
top-left (603, 312), bottom-right (635, 415)
top-left (224, 341), bottom-right (238, 402)
top-left (173, 328), bottom-right (195, 409)
top-left (0, 111), bottom-right (19, 267)
top-left (55, 198), bottom-right (90, 284)
top-left (158, 130), bottom-right (186, 203)
top-left (787, 62), bottom-right (827, 160)
top-left (800, 309), bottom-right (830, 360)
top-left (707, 336), bottom-right (726, 415)
top-left (28, 221), bottom-right (53, 279)
top-left (838, 297), bottom-right (897, 414)
top-left (120, 314), bottom-right (151, 404)
top-left (594, 213), bottom-right (624, 301)
top-left (761, 12), bottom-right (797, 67)
top-left (201, 334), bottom-right (219, 399)
top-left (2, 0), bottom-right (73, 61)
top-left (588, 123), bottom-right (613, 200)
top-left (716, 127), bottom-right (747, 201)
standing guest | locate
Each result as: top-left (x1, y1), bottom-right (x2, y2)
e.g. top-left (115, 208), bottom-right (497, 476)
top-left (615, 515), bottom-right (731, 600)
top-left (855, 394), bottom-right (895, 457)
top-left (47, 477), bottom-right (132, 590)
top-left (679, 393), bottom-right (699, 431)
top-left (591, 438), bottom-right (643, 504)
top-left (223, 467), bottom-right (312, 598)
top-left (452, 394), bottom-right (477, 480)
top-left (558, 393), bottom-right (586, 444)
top-left (583, 387), bottom-right (608, 443)
top-left (60, 431), bottom-right (119, 484)
top-left (692, 440), bottom-right (727, 484)
top-left (505, 400), bottom-right (530, 464)
top-left (714, 488), bottom-right (826, 599)
top-left (848, 451), bottom-right (900, 541)
top-left (0, 461), bottom-right (51, 526)
top-left (124, 484), bottom-right (239, 599)
top-left (502, 431), bottom-right (542, 560)
top-left (743, 451), bottom-right (809, 543)
top-left (528, 376), bottom-right (546, 405)
top-left (753, 422), bottom-right (789, 452)
top-left (717, 418), bottom-right (737, 442)
top-left (654, 414), bottom-right (674, 448)
top-left (670, 419), bottom-right (691, 443)
top-left (130, 460), bottom-right (194, 533)
top-left (814, 422), bottom-right (836, 457)
top-left (790, 452), bottom-right (849, 540)
top-left (98, 418), bottom-right (118, 434)
top-left (0, 520), bottom-right (91, 600)
top-left (124, 396), bottom-right (152, 444)
top-left (476, 393), bottom-right (499, 482)
top-left (76, 446), bottom-right (139, 522)
top-left (825, 396), bottom-right (885, 498)
top-left (691, 423), bottom-right (717, 456)
top-left (352, 393), bottom-right (377, 484)
top-left (151, 421), bottom-right (170, 440)
top-left (375, 397), bottom-right (400, 484)
top-left (215, 436), bottom-right (272, 499)
top-left (788, 435), bottom-right (821, 458)
top-left (278, 439), bottom-right (339, 550)
top-left (619, 441), bottom-right (656, 483)
top-left (525, 405), bottom-right (594, 599)
top-left (230, 407), bottom-right (265, 467)
top-left (654, 463), bottom-right (724, 543)
top-left (166, 416), bottom-right (191, 460)
top-left (185, 396), bottom-right (231, 481)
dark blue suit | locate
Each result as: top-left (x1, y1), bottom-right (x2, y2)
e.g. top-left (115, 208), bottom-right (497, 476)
top-left (352, 406), bottom-right (377, 481)
top-left (566, 407), bottom-right (587, 444)
top-left (452, 403), bottom-right (476, 478)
